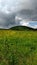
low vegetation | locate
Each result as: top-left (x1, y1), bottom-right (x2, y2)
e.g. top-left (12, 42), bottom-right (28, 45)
top-left (0, 26), bottom-right (37, 65)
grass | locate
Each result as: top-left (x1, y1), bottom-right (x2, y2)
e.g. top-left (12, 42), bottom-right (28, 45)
top-left (0, 27), bottom-right (37, 65)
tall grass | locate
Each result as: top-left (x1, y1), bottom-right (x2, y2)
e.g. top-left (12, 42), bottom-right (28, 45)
top-left (0, 29), bottom-right (37, 65)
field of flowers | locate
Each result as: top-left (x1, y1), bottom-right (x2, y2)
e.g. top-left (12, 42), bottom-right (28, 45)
top-left (0, 29), bottom-right (37, 65)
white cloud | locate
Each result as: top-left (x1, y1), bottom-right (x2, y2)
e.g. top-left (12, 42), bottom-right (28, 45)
top-left (19, 20), bottom-right (29, 26)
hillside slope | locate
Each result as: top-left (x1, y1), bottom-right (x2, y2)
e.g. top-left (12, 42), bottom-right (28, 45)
top-left (10, 26), bottom-right (37, 31)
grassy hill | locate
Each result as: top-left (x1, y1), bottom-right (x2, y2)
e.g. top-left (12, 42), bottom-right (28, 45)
top-left (0, 27), bottom-right (37, 65)
top-left (10, 26), bottom-right (35, 30)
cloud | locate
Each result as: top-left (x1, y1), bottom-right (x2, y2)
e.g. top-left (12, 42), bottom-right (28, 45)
top-left (19, 20), bottom-right (29, 26)
top-left (0, 0), bottom-right (37, 13)
top-left (0, 0), bottom-right (37, 29)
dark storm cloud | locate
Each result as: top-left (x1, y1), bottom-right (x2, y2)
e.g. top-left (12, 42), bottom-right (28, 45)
top-left (0, 11), bottom-right (16, 25)
top-left (0, 0), bottom-right (37, 29)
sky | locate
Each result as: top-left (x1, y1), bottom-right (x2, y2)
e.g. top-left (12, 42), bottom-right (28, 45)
top-left (0, 0), bottom-right (37, 29)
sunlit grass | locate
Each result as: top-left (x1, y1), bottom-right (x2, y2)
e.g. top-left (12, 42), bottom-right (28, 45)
top-left (0, 29), bottom-right (37, 65)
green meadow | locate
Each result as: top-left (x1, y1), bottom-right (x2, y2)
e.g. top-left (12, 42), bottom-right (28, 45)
top-left (0, 27), bottom-right (37, 65)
